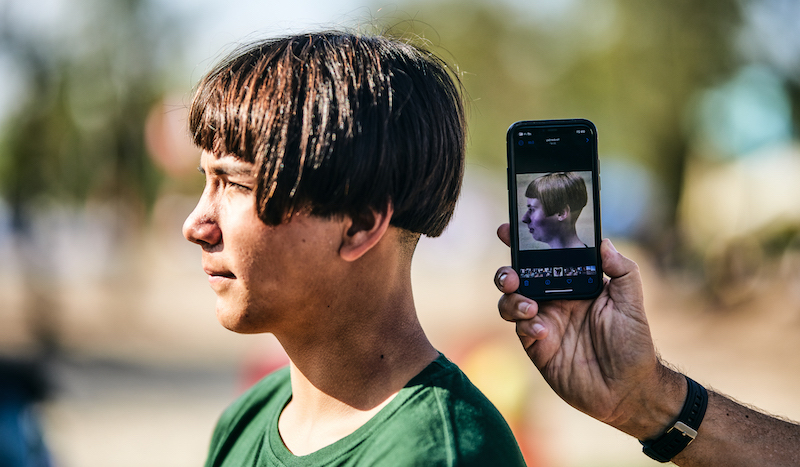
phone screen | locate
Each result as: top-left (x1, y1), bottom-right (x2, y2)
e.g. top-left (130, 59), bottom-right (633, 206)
top-left (507, 119), bottom-right (603, 300)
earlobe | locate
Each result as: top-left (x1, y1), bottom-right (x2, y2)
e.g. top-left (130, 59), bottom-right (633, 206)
top-left (557, 206), bottom-right (571, 222)
top-left (339, 205), bottom-right (393, 262)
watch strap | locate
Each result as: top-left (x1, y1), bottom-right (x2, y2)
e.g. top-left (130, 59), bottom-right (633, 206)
top-left (641, 376), bottom-right (708, 463)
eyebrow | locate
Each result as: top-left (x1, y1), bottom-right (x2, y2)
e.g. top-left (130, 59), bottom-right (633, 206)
top-left (198, 158), bottom-right (255, 178)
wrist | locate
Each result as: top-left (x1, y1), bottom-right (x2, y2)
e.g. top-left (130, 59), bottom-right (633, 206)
top-left (613, 363), bottom-right (687, 440)
top-left (641, 376), bottom-right (708, 463)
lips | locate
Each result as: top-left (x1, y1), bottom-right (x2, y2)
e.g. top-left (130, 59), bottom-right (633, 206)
top-left (205, 269), bottom-right (235, 278)
top-left (203, 266), bottom-right (236, 282)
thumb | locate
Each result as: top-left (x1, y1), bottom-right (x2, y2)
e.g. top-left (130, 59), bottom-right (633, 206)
top-left (600, 239), bottom-right (638, 279)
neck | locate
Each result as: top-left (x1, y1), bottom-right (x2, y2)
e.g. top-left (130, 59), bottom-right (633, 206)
top-left (274, 259), bottom-right (438, 455)
top-left (280, 304), bottom-right (437, 410)
top-left (546, 225), bottom-right (583, 249)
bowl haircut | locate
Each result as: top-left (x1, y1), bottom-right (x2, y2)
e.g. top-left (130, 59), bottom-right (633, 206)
top-left (189, 31), bottom-right (466, 238)
top-left (525, 172), bottom-right (587, 223)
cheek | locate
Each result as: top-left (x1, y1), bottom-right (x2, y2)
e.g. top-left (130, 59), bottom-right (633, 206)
top-left (236, 238), bottom-right (277, 288)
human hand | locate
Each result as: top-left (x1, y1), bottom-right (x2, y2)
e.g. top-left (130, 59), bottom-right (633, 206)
top-left (494, 224), bottom-right (683, 439)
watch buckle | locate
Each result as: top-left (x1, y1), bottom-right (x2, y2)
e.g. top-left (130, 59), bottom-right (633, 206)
top-left (668, 421), bottom-right (697, 440)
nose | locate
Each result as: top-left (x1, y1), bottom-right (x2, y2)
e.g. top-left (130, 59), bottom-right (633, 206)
top-left (522, 210), bottom-right (531, 224)
top-left (183, 198), bottom-right (221, 249)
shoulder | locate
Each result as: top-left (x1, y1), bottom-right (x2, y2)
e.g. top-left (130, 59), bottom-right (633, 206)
top-left (218, 366), bottom-right (290, 426)
top-left (359, 355), bottom-right (525, 466)
top-left (405, 355), bottom-right (503, 418)
top-left (205, 367), bottom-right (291, 466)
top-left (407, 355), bottom-right (521, 439)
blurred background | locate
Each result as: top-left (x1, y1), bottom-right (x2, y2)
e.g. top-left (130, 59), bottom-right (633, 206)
top-left (1, 0), bottom-right (799, 465)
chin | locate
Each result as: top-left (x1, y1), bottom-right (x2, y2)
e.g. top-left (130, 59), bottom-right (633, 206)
top-left (215, 304), bottom-right (267, 334)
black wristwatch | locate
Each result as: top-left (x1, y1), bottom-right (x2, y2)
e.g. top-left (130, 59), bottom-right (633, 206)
top-left (641, 376), bottom-right (708, 463)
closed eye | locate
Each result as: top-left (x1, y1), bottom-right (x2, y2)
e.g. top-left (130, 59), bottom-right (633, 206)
top-left (227, 181), bottom-right (252, 192)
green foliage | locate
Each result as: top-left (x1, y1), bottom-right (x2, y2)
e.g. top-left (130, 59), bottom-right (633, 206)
top-left (0, 0), bottom-right (183, 216)
top-left (386, 0), bottom-right (743, 224)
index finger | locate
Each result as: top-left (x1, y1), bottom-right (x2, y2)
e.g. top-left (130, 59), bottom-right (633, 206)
top-left (497, 223), bottom-right (511, 247)
top-left (498, 292), bottom-right (539, 322)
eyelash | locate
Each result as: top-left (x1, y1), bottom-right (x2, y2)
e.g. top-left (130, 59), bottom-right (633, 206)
top-left (200, 173), bottom-right (252, 193)
top-left (227, 181), bottom-right (251, 192)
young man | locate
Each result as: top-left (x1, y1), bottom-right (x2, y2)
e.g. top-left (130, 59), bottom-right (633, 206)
top-left (182, 32), bottom-right (525, 466)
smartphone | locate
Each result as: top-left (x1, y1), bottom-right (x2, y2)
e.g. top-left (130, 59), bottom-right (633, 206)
top-left (506, 119), bottom-right (603, 300)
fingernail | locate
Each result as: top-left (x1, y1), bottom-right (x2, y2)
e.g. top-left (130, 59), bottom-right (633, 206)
top-left (517, 301), bottom-right (531, 314)
top-left (497, 272), bottom-right (507, 288)
top-left (532, 323), bottom-right (545, 336)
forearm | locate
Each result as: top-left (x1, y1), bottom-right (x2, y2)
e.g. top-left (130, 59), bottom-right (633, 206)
top-left (613, 364), bottom-right (800, 466)
top-left (672, 390), bottom-right (800, 467)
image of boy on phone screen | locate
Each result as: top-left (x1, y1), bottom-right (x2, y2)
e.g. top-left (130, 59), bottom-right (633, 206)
top-left (518, 171), bottom-right (593, 250)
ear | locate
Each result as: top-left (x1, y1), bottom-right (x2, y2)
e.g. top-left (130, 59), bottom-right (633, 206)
top-left (339, 204), bottom-right (394, 262)
top-left (556, 206), bottom-right (571, 222)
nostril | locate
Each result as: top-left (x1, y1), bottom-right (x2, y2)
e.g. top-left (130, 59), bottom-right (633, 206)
top-left (184, 218), bottom-right (221, 247)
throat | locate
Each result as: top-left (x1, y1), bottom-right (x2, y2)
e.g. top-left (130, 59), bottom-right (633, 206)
top-left (276, 345), bottom-right (438, 456)
top-left (277, 388), bottom-right (399, 455)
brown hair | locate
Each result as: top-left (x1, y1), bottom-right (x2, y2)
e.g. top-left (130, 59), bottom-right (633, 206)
top-left (188, 31), bottom-right (465, 237)
top-left (525, 172), bottom-right (587, 221)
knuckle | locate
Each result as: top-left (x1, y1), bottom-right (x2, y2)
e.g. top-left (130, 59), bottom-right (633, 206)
top-left (497, 294), bottom-right (514, 320)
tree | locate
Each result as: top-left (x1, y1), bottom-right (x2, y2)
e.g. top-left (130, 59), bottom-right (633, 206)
top-left (387, 0), bottom-right (742, 249)
top-left (0, 0), bottom-right (185, 354)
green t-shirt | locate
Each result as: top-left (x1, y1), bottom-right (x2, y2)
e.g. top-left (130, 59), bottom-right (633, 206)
top-left (205, 354), bottom-right (526, 466)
